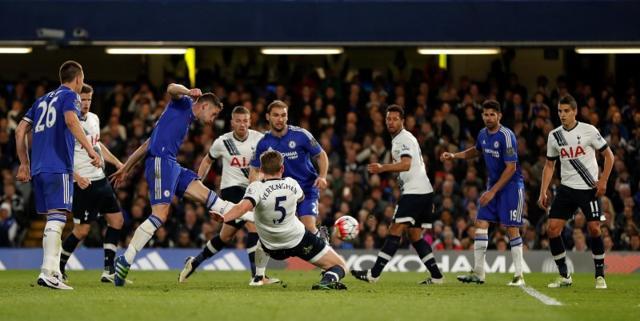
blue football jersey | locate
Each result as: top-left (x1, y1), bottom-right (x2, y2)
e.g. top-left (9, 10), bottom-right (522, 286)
top-left (250, 126), bottom-right (322, 193)
top-left (23, 85), bottom-right (80, 175)
top-left (148, 96), bottom-right (195, 160)
top-left (475, 126), bottom-right (524, 187)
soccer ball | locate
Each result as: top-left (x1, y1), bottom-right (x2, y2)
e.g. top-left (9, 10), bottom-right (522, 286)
top-left (334, 215), bottom-right (359, 241)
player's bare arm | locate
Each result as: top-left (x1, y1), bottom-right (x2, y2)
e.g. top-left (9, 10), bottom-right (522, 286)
top-left (73, 172), bottom-right (91, 189)
top-left (167, 83), bottom-right (202, 100)
top-left (197, 154), bottom-right (214, 178)
top-left (440, 146), bottom-right (480, 161)
top-left (99, 142), bottom-right (124, 169)
top-left (538, 159), bottom-right (556, 209)
top-left (368, 155), bottom-right (411, 174)
top-left (222, 199), bottom-right (254, 222)
top-left (109, 138), bottom-right (149, 187)
top-left (597, 147), bottom-right (614, 197)
top-left (15, 120), bottom-right (32, 182)
top-left (313, 150), bottom-right (329, 189)
top-left (479, 161), bottom-right (516, 206)
top-left (65, 110), bottom-right (101, 168)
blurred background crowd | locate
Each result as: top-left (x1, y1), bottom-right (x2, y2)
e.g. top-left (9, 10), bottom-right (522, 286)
top-left (0, 53), bottom-right (638, 253)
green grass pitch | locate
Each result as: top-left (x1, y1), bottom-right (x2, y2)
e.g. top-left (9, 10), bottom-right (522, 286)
top-left (1, 271), bottom-right (638, 321)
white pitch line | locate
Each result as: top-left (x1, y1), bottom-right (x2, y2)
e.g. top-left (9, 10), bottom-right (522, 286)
top-left (520, 286), bottom-right (563, 306)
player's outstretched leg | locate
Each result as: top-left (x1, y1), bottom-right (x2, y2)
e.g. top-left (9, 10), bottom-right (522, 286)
top-left (311, 248), bottom-right (347, 290)
top-left (458, 227), bottom-right (488, 284)
top-left (179, 235), bottom-right (225, 282)
top-left (547, 219), bottom-right (572, 288)
top-left (101, 225), bottom-right (121, 283)
top-left (38, 212), bottom-right (73, 290)
top-left (410, 231), bottom-right (444, 285)
top-left (115, 212), bottom-right (164, 286)
top-left (351, 233), bottom-right (401, 283)
top-left (60, 227), bottom-right (86, 282)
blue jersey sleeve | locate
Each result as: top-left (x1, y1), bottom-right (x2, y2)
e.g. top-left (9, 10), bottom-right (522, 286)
top-left (61, 91), bottom-right (80, 114)
top-left (171, 96), bottom-right (193, 110)
top-left (501, 129), bottom-right (518, 163)
top-left (299, 128), bottom-right (322, 156)
top-left (250, 137), bottom-right (267, 168)
top-left (475, 131), bottom-right (483, 151)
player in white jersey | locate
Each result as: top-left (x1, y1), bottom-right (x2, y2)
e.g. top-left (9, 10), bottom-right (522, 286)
top-left (216, 150), bottom-right (347, 290)
top-left (538, 95), bottom-right (614, 289)
top-left (58, 84), bottom-right (125, 283)
top-left (180, 106), bottom-right (279, 286)
top-left (351, 105), bottom-right (443, 284)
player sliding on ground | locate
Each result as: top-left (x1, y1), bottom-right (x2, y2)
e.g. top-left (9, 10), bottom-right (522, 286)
top-left (109, 83), bottom-right (233, 287)
top-left (217, 150), bottom-right (348, 290)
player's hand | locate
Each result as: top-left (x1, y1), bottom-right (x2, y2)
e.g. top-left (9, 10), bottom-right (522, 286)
top-left (479, 190), bottom-right (496, 207)
top-left (188, 88), bottom-right (202, 98)
top-left (595, 180), bottom-right (607, 197)
top-left (440, 152), bottom-right (455, 162)
top-left (314, 177), bottom-right (328, 189)
top-left (109, 165), bottom-right (128, 188)
top-left (209, 209), bottom-right (224, 223)
top-left (76, 176), bottom-right (91, 190)
top-left (88, 150), bottom-right (102, 168)
top-left (537, 192), bottom-right (549, 210)
top-left (16, 164), bottom-right (31, 182)
top-left (367, 163), bottom-right (383, 174)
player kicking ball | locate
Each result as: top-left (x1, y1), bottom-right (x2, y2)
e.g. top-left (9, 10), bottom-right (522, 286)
top-left (110, 84), bottom-right (233, 286)
top-left (215, 150), bottom-right (347, 290)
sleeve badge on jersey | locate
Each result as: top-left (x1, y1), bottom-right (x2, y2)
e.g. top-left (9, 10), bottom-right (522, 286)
top-left (74, 98), bottom-right (81, 111)
top-left (401, 144), bottom-right (410, 151)
top-left (506, 147), bottom-right (515, 156)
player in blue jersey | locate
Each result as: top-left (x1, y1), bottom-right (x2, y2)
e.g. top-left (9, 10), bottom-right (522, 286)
top-left (249, 100), bottom-right (329, 240)
top-left (440, 100), bottom-right (526, 286)
top-left (15, 60), bottom-right (102, 290)
top-left (109, 83), bottom-right (233, 286)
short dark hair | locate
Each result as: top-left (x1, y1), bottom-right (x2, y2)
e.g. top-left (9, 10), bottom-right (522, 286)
top-left (232, 106), bottom-right (250, 115)
top-left (386, 104), bottom-right (405, 119)
top-left (81, 84), bottom-right (93, 94)
top-left (196, 93), bottom-right (223, 109)
top-left (260, 150), bottom-right (283, 175)
top-left (558, 95), bottom-right (578, 110)
top-left (59, 60), bottom-right (83, 84)
top-left (267, 100), bottom-right (288, 113)
top-left (482, 100), bottom-right (502, 113)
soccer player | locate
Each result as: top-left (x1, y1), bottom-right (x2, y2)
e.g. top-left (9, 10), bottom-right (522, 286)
top-left (219, 150), bottom-right (347, 290)
top-left (441, 100), bottom-right (526, 286)
top-left (58, 84), bottom-right (125, 283)
top-left (538, 95), bottom-right (614, 289)
top-left (15, 61), bottom-right (101, 290)
top-left (109, 83), bottom-right (233, 287)
top-left (180, 106), bottom-right (279, 286)
top-left (249, 100), bottom-right (329, 240)
top-left (351, 105), bottom-right (444, 284)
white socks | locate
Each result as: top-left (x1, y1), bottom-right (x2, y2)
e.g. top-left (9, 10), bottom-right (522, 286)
top-left (510, 237), bottom-right (524, 277)
top-left (254, 240), bottom-right (270, 276)
top-left (42, 214), bottom-right (66, 276)
top-left (474, 228), bottom-right (489, 280)
top-left (124, 215), bottom-right (161, 263)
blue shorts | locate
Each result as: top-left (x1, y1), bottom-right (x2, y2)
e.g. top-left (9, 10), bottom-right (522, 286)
top-left (297, 189), bottom-right (319, 217)
top-left (145, 156), bottom-right (199, 205)
top-left (477, 182), bottom-right (524, 226)
top-left (33, 172), bottom-right (73, 214)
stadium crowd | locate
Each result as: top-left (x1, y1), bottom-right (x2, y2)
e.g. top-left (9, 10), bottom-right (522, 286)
top-left (0, 54), bottom-right (639, 253)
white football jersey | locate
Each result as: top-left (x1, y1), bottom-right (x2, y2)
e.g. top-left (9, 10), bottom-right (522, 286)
top-left (391, 129), bottom-right (434, 195)
top-left (74, 112), bottom-right (105, 181)
top-left (243, 177), bottom-right (305, 250)
top-left (209, 130), bottom-right (263, 189)
top-left (546, 122), bottom-right (608, 190)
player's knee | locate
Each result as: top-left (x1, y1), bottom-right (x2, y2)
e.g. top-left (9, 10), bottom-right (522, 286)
top-left (547, 224), bottom-right (562, 237)
top-left (219, 233), bottom-right (233, 244)
top-left (587, 223), bottom-right (601, 237)
top-left (73, 225), bottom-right (90, 239)
top-left (107, 213), bottom-right (124, 229)
top-left (389, 223), bottom-right (406, 236)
